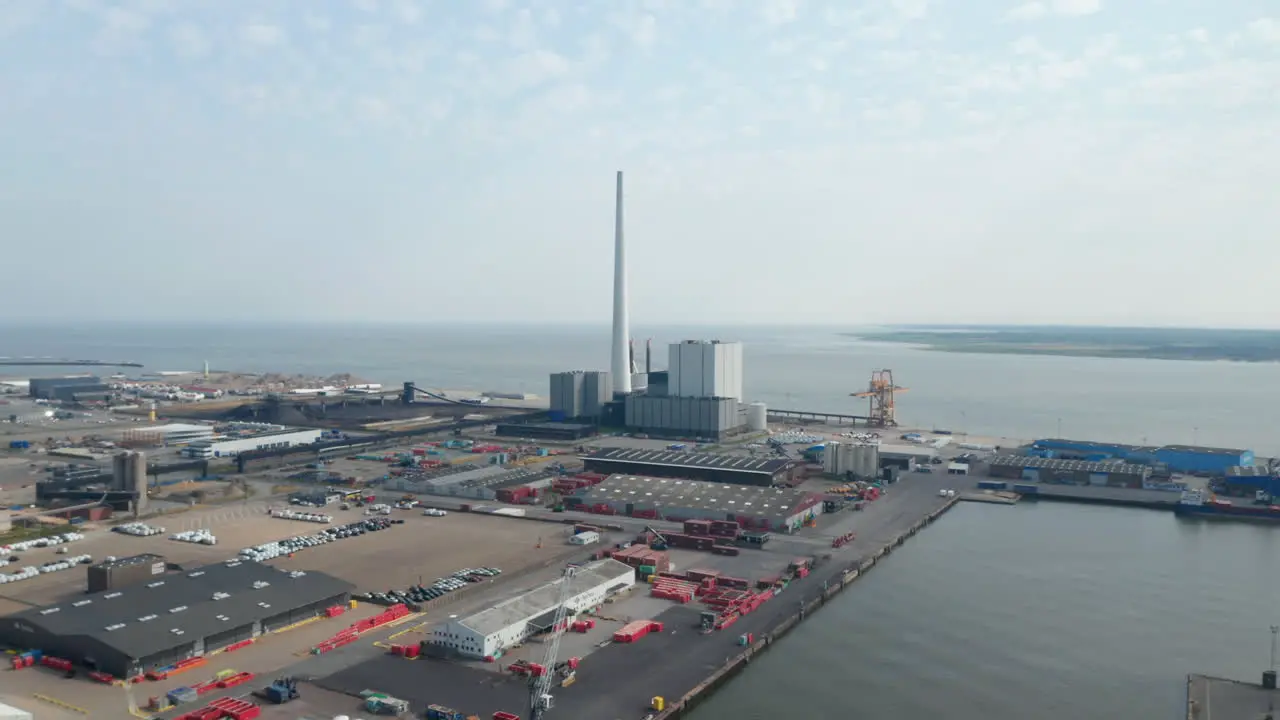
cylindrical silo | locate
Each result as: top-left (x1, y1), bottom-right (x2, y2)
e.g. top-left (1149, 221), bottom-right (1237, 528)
top-left (112, 453), bottom-right (130, 491)
top-left (747, 402), bottom-right (767, 432)
top-left (853, 444), bottom-right (880, 479)
top-left (131, 451), bottom-right (149, 513)
top-left (823, 441), bottom-right (841, 475)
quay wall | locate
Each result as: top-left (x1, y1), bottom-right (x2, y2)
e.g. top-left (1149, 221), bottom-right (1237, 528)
top-left (654, 495), bottom-right (961, 719)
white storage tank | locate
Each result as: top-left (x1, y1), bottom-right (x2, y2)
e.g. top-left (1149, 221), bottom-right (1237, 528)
top-left (746, 402), bottom-right (767, 432)
top-left (823, 441), bottom-right (842, 475)
top-left (852, 443), bottom-right (880, 478)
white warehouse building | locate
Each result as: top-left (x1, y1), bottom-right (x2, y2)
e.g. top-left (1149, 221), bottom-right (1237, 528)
top-left (668, 340), bottom-right (744, 401)
top-left (432, 559), bottom-right (635, 659)
top-left (181, 428), bottom-right (322, 459)
top-left (144, 423), bottom-right (216, 446)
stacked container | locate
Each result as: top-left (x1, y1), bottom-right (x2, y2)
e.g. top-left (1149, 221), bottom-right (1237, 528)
top-left (612, 619), bottom-right (664, 643)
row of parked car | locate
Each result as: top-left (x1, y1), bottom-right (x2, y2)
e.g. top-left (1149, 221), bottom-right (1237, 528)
top-left (360, 566), bottom-right (503, 606)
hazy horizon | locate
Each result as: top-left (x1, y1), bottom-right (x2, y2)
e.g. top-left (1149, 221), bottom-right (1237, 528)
top-left (2, 1), bottom-right (1276, 327)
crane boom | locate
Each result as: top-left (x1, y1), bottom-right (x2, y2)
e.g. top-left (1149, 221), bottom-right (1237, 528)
top-left (530, 565), bottom-right (578, 720)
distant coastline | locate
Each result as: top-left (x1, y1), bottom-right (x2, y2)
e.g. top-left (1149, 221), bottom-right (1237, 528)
top-left (846, 327), bottom-right (1280, 363)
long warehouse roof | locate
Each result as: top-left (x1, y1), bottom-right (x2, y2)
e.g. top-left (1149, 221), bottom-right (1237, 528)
top-left (989, 455), bottom-right (1149, 476)
top-left (579, 474), bottom-right (819, 516)
top-left (583, 448), bottom-right (794, 475)
top-left (5, 561), bottom-right (352, 660)
top-left (458, 558), bottom-right (634, 637)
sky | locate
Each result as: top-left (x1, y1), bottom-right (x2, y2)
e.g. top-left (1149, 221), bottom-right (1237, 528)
top-left (1, 0), bottom-right (1277, 328)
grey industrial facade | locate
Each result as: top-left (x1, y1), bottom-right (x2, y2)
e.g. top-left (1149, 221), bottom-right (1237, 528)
top-left (986, 455), bottom-right (1152, 488)
top-left (622, 395), bottom-right (743, 440)
top-left (0, 560), bottom-right (352, 678)
top-left (568, 474), bottom-right (822, 532)
top-left (549, 371), bottom-right (610, 420)
top-left (495, 422), bottom-right (597, 441)
top-left (582, 447), bottom-right (797, 487)
top-left (29, 376), bottom-right (110, 401)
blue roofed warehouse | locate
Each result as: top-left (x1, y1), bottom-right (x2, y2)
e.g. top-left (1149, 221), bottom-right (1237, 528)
top-left (1029, 439), bottom-right (1253, 476)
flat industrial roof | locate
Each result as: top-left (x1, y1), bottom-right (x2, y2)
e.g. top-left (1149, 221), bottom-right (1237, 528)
top-left (878, 444), bottom-right (939, 458)
top-left (496, 422), bottom-right (596, 431)
top-left (583, 448), bottom-right (794, 476)
top-left (143, 423), bottom-right (213, 434)
top-left (577, 474), bottom-right (820, 517)
top-left (2, 561), bottom-right (352, 661)
top-left (989, 455), bottom-right (1149, 476)
top-left (457, 559), bottom-right (633, 637)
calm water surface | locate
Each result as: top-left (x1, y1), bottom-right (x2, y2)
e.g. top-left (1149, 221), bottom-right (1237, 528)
top-left (688, 503), bottom-right (1280, 720)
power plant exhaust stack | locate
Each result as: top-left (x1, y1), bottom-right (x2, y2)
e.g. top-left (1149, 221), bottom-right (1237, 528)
top-left (645, 338), bottom-right (652, 374)
top-left (610, 171), bottom-right (632, 395)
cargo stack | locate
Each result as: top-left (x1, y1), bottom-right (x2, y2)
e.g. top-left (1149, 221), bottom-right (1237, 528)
top-left (683, 519), bottom-right (712, 536)
top-left (651, 576), bottom-right (698, 603)
top-left (609, 545), bottom-right (670, 577)
top-left (496, 485), bottom-right (534, 504)
top-left (709, 519), bottom-right (741, 540)
top-left (612, 619), bottom-right (664, 643)
top-left (658, 532), bottom-right (714, 551)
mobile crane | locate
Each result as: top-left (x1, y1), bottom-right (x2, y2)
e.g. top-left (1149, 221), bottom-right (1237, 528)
top-left (528, 565), bottom-right (578, 720)
top-left (644, 525), bottom-right (669, 551)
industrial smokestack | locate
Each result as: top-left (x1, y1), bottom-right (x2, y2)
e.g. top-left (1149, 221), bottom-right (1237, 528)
top-left (646, 338), bottom-right (652, 374)
top-left (611, 171), bottom-right (632, 395)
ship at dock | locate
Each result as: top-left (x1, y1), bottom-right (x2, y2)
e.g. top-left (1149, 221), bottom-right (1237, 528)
top-left (1175, 489), bottom-right (1280, 523)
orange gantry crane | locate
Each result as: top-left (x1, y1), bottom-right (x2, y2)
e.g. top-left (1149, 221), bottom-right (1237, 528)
top-left (851, 369), bottom-right (908, 428)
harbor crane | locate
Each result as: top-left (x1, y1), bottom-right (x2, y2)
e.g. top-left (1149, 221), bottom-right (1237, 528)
top-left (529, 565), bottom-right (579, 720)
top-left (851, 369), bottom-right (908, 428)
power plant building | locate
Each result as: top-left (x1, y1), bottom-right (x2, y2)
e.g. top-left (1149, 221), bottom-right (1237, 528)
top-left (0, 560), bottom-right (353, 679)
top-left (623, 395), bottom-right (741, 439)
top-left (431, 558), bottom-right (634, 659)
top-left (582, 447), bottom-right (798, 487)
top-left (548, 371), bottom-right (610, 421)
top-left (668, 341), bottom-right (744, 401)
top-left (568, 474), bottom-right (822, 532)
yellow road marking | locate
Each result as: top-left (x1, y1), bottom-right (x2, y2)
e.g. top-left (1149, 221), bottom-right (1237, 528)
top-left (33, 693), bottom-right (88, 715)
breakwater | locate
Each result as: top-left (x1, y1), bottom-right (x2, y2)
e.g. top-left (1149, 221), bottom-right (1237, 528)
top-left (654, 495), bottom-right (961, 719)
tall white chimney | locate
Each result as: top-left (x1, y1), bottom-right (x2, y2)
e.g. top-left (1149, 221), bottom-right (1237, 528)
top-left (611, 171), bottom-right (632, 395)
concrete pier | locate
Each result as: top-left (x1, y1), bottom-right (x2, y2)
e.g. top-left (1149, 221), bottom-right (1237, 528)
top-left (1187, 674), bottom-right (1280, 720)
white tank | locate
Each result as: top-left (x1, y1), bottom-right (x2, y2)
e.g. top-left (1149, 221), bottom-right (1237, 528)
top-left (852, 443), bottom-right (880, 478)
top-left (823, 441), bottom-right (841, 475)
top-left (747, 402), bottom-right (767, 432)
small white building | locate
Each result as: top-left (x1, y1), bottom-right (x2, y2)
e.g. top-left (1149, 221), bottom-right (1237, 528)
top-left (432, 559), bottom-right (635, 659)
top-left (181, 428), bottom-right (322, 459)
top-left (568, 530), bottom-right (600, 545)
